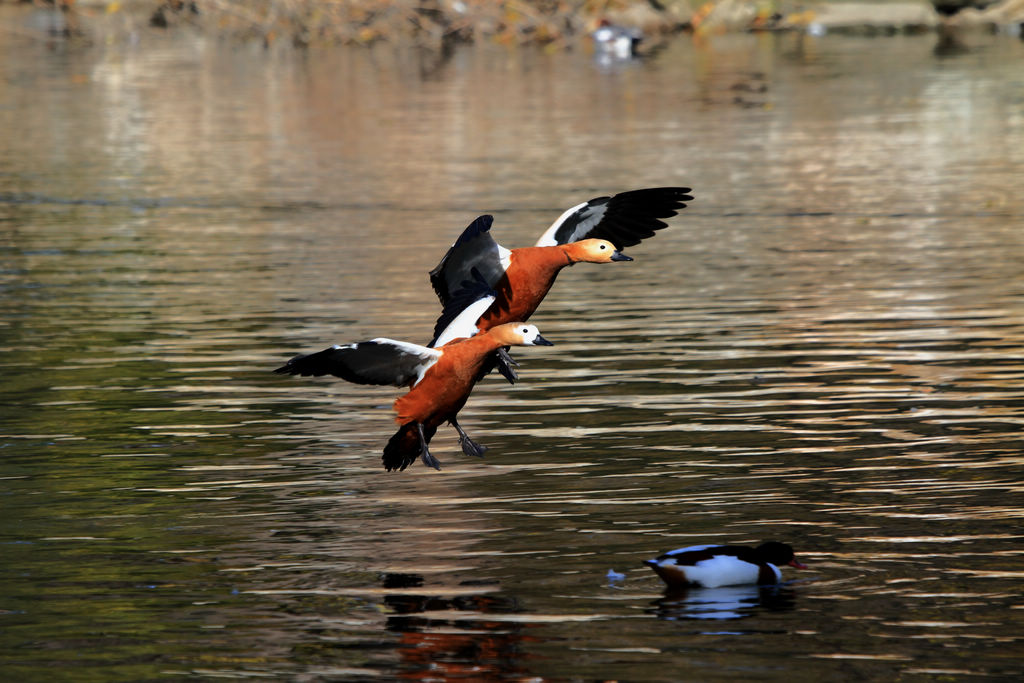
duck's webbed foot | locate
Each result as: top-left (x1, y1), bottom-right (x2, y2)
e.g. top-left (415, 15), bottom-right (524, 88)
top-left (451, 417), bottom-right (487, 458)
top-left (460, 435), bottom-right (487, 459)
top-left (416, 423), bottom-right (442, 470)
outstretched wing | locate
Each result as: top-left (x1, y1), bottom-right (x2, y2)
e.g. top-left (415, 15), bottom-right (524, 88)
top-left (429, 215), bottom-right (510, 307)
top-left (430, 269), bottom-right (497, 347)
top-left (274, 338), bottom-right (441, 387)
top-left (534, 187), bottom-right (693, 248)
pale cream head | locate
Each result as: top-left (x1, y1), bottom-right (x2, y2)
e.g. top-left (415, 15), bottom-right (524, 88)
top-left (565, 239), bottom-right (632, 264)
top-left (489, 322), bottom-right (554, 347)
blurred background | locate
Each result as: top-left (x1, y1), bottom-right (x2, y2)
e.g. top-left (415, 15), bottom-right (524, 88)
top-left (2, 1), bottom-right (1023, 680)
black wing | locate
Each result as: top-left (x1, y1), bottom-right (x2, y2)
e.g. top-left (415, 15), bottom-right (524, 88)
top-left (429, 215), bottom-right (507, 307)
top-left (273, 338), bottom-right (440, 387)
top-left (429, 268), bottom-right (496, 347)
top-left (534, 187), bottom-right (693, 249)
top-left (656, 544), bottom-right (748, 564)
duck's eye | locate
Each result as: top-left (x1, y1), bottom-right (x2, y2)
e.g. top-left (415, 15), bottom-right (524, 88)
top-left (599, 244), bottom-right (607, 249)
top-left (522, 327), bottom-right (528, 333)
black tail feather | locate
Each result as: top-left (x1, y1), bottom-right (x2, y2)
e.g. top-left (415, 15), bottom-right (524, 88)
top-left (383, 423), bottom-right (437, 472)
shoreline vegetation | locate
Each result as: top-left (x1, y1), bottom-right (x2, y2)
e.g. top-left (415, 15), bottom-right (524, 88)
top-left (4, 0), bottom-right (1023, 48)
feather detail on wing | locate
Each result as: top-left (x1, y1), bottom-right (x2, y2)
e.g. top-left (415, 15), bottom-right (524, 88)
top-left (429, 215), bottom-right (508, 307)
top-left (274, 338), bottom-right (441, 387)
top-left (534, 187), bottom-right (693, 248)
top-left (430, 268), bottom-right (497, 347)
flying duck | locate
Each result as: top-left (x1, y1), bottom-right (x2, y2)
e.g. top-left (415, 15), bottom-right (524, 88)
top-left (428, 187), bottom-right (692, 380)
top-left (274, 284), bottom-right (553, 472)
top-left (644, 542), bottom-right (807, 589)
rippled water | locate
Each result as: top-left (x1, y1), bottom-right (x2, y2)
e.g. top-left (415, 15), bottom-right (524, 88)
top-left (3, 24), bottom-right (1024, 680)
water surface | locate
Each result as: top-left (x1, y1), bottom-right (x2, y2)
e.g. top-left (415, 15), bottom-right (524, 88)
top-left (2, 28), bottom-right (1024, 680)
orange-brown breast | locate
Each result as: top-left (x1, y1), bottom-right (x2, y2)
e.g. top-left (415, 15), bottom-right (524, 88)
top-left (392, 333), bottom-right (504, 426)
top-left (477, 247), bottom-right (572, 330)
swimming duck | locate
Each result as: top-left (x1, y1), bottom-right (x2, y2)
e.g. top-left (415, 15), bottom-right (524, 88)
top-left (274, 284), bottom-right (553, 472)
top-left (644, 542), bottom-right (807, 589)
top-left (592, 18), bottom-right (643, 59)
top-left (428, 187), bottom-right (692, 380)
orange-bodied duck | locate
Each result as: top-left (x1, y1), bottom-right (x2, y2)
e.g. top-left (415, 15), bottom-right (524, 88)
top-left (274, 284), bottom-right (553, 472)
top-left (644, 542), bottom-right (807, 589)
top-left (428, 187), bottom-right (692, 380)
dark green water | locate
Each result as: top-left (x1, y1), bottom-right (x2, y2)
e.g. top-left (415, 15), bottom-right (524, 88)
top-left (2, 23), bottom-right (1024, 681)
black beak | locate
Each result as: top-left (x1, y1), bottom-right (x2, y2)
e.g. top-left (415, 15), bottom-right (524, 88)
top-left (532, 334), bottom-right (554, 346)
top-left (611, 250), bottom-right (633, 262)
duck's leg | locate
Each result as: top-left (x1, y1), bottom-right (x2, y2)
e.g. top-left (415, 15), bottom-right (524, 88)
top-left (495, 347), bottom-right (519, 384)
top-left (416, 423), bottom-right (442, 471)
top-left (497, 346), bottom-right (519, 368)
top-left (450, 417), bottom-right (487, 458)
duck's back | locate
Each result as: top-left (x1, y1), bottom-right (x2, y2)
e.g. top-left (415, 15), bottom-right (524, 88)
top-left (478, 247), bottom-right (571, 329)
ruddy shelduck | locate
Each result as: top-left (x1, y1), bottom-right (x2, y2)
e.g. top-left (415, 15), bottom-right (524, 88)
top-left (274, 287), bottom-right (553, 472)
top-left (644, 542), bottom-right (807, 589)
top-left (429, 187), bottom-right (692, 380)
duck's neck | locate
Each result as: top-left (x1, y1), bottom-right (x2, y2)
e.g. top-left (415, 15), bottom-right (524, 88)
top-left (452, 330), bottom-right (511, 356)
top-left (555, 244), bottom-right (578, 266)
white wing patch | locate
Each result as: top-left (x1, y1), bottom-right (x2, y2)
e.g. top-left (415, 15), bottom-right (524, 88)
top-left (368, 338), bottom-right (439, 357)
top-left (498, 244), bottom-right (512, 270)
top-left (431, 294), bottom-right (496, 348)
top-left (534, 201), bottom-right (589, 246)
top-left (662, 556), bottom-right (761, 589)
top-left (534, 200), bottom-right (611, 246)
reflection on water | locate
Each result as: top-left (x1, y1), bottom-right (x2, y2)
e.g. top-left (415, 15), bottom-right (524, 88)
top-left (650, 584), bottom-right (798, 622)
top-left (2, 26), bottom-right (1024, 680)
top-left (380, 573), bottom-right (532, 680)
